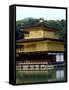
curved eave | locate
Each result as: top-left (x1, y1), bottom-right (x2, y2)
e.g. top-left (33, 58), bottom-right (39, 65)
top-left (16, 38), bottom-right (64, 43)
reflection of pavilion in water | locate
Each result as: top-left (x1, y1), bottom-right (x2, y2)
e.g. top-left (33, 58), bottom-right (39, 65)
top-left (16, 20), bottom-right (65, 71)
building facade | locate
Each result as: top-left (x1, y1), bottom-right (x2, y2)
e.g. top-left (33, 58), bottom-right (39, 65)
top-left (16, 22), bottom-right (65, 71)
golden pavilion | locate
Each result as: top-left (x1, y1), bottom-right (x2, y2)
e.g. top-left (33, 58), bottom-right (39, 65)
top-left (16, 20), bottom-right (65, 70)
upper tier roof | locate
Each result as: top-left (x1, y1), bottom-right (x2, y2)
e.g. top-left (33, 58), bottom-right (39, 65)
top-left (20, 22), bottom-right (57, 32)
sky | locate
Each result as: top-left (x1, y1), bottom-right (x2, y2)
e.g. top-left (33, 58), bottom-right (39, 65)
top-left (16, 6), bottom-right (66, 21)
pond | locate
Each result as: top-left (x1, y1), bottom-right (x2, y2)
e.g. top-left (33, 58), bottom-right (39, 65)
top-left (16, 67), bottom-right (66, 84)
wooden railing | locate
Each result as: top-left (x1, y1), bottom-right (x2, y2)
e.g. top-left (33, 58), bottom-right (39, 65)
top-left (16, 63), bottom-right (65, 71)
